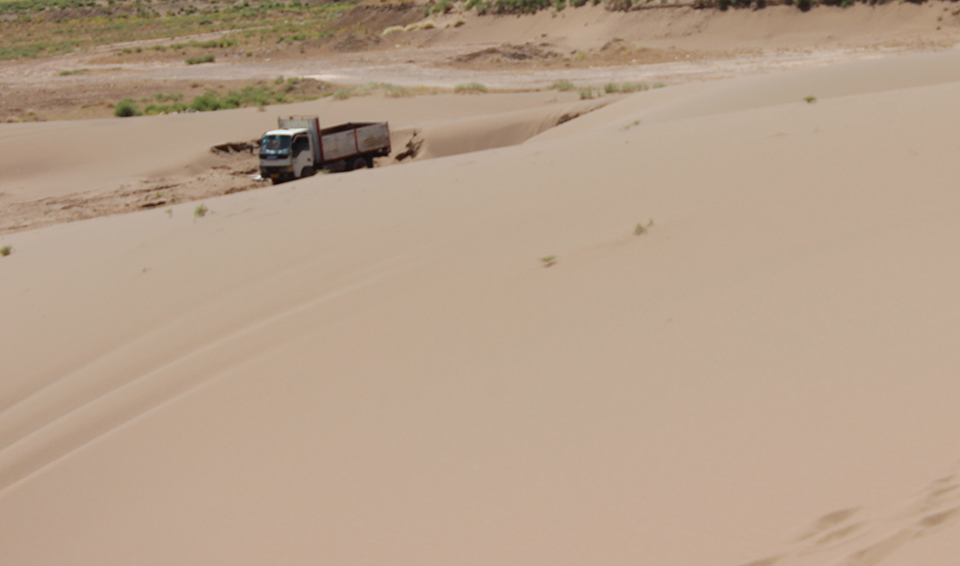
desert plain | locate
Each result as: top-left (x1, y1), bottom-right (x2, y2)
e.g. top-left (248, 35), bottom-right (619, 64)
top-left (2, 0), bottom-right (960, 564)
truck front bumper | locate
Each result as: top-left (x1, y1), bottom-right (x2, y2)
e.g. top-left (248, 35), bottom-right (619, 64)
top-left (260, 165), bottom-right (293, 181)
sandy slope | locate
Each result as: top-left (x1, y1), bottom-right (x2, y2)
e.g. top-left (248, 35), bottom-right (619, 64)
top-left (3, 48), bottom-right (960, 565)
top-left (0, 91), bottom-right (590, 202)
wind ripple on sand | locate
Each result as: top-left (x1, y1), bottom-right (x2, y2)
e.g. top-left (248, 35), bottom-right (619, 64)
top-left (741, 467), bottom-right (960, 566)
top-left (0, 255), bottom-right (413, 494)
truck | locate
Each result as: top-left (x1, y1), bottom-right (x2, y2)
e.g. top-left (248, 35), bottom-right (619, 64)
top-left (258, 116), bottom-right (391, 184)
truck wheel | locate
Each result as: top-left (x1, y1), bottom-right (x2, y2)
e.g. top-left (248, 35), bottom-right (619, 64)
top-left (301, 167), bottom-right (315, 177)
top-left (351, 157), bottom-right (370, 171)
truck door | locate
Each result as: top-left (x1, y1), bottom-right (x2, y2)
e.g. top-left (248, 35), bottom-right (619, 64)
top-left (291, 135), bottom-right (314, 177)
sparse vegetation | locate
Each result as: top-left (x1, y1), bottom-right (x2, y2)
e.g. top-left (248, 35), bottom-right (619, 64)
top-left (454, 81), bottom-right (489, 94)
top-left (0, 1), bottom-right (354, 62)
top-left (425, 0), bottom-right (453, 15)
top-left (578, 87), bottom-right (593, 99)
top-left (634, 219), bottom-right (654, 235)
top-left (194, 203), bottom-right (208, 218)
top-left (58, 68), bottom-right (88, 76)
top-left (382, 83), bottom-right (413, 98)
top-left (492, 0), bottom-right (551, 14)
top-left (540, 255), bottom-right (557, 267)
top-left (0, 246), bottom-right (11, 257)
top-left (604, 82), bottom-right (621, 93)
top-left (621, 82), bottom-right (650, 93)
top-left (550, 79), bottom-right (576, 91)
top-left (804, 95), bottom-right (817, 103)
top-left (185, 54), bottom-right (215, 65)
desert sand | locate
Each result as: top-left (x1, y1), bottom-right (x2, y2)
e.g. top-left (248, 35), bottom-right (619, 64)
top-left (3, 5), bottom-right (960, 566)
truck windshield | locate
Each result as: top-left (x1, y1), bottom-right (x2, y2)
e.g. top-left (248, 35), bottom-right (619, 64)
top-left (260, 135), bottom-right (291, 157)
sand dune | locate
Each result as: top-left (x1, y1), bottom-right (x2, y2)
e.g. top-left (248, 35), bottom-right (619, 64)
top-left (3, 47), bottom-right (960, 566)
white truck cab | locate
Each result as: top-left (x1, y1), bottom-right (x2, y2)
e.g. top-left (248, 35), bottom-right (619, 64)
top-left (259, 127), bottom-right (316, 181)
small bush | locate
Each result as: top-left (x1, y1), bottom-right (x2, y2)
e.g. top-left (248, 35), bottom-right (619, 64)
top-left (454, 81), bottom-right (489, 94)
top-left (382, 83), bottom-right (413, 97)
top-left (493, 0), bottom-right (551, 14)
top-left (59, 68), bottom-right (88, 76)
top-left (194, 203), bottom-right (208, 217)
top-left (634, 219), bottom-right (653, 235)
top-left (550, 79), bottom-right (576, 91)
top-left (185, 54), bottom-right (215, 65)
top-left (114, 98), bottom-right (141, 117)
top-left (0, 246), bottom-right (11, 257)
top-left (578, 87), bottom-right (593, 99)
top-left (604, 82), bottom-right (620, 93)
top-left (427, 0), bottom-right (452, 14)
top-left (804, 95), bottom-right (817, 103)
top-left (540, 255), bottom-right (557, 267)
top-left (620, 82), bottom-right (649, 93)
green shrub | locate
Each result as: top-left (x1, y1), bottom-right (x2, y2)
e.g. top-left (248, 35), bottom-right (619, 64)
top-left (190, 91), bottom-right (221, 111)
top-left (58, 68), bottom-right (88, 76)
top-left (550, 79), bottom-right (576, 91)
top-left (578, 87), bottom-right (593, 99)
top-left (195, 39), bottom-right (236, 48)
top-left (427, 0), bottom-right (452, 14)
top-left (143, 102), bottom-right (187, 115)
top-left (114, 98), bottom-right (141, 117)
top-left (604, 82), bottom-right (620, 93)
top-left (492, 0), bottom-right (551, 14)
top-left (454, 81), bottom-right (489, 94)
top-left (185, 54), bottom-right (215, 65)
top-left (0, 246), bottom-right (11, 257)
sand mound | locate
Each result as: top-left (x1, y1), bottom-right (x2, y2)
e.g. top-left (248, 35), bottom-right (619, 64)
top-left (3, 48), bottom-right (960, 566)
top-left (390, 98), bottom-right (611, 162)
top-left (452, 42), bottom-right (561, 64)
